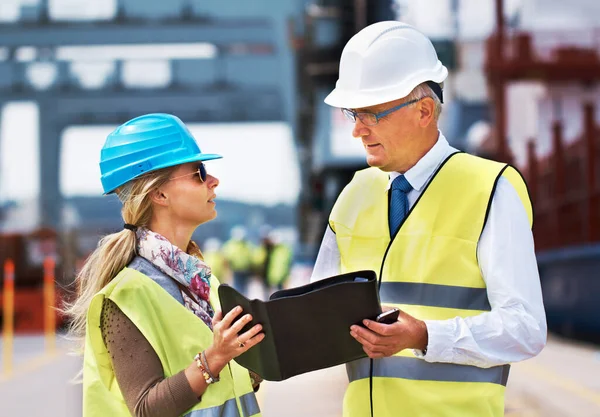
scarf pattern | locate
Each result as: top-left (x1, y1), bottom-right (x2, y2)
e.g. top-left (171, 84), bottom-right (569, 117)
top-left (136, 228), bottom-right (214, 329)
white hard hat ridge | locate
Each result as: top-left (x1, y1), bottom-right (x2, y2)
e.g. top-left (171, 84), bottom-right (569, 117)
top-left (324, 21), bottom-right (448, 109)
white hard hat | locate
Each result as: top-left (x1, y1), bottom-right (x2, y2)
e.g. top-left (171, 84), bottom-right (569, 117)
top-left (324, 21), bottom-right (448, 109)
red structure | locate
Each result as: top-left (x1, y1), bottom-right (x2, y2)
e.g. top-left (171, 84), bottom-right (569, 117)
top-left (0, 228), bottom-right (65, 333)
top-left (485, 0), bottom-right (600, 250)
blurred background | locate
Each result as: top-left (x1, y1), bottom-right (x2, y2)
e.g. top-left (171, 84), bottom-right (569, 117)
top-left (1, 0), bottom-right (599, 415)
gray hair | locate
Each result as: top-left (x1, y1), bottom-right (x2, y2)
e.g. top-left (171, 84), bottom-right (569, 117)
top-left (406, 82), bottom-right (443, 121)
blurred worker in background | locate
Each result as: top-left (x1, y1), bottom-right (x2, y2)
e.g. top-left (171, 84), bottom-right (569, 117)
top-left (65, 113), bottom-right (264, 417)
top-left (222, 225), bottom-right (255, 296)
top-left (254, 228), bottom-right (293, 298)
top-left (312, 21), bottom-right (547, 417)
top-left (202, 237), bottom-right (229, 284)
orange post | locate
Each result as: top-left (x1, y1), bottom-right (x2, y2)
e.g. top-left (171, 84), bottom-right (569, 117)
top-left (3, 259), bottom-right (15, 376)
top-left (43, 257), bottom-right (56, 353)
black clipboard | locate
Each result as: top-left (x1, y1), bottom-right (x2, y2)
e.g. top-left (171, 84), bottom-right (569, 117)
top-left (218, 269), bottom-right (381, 381)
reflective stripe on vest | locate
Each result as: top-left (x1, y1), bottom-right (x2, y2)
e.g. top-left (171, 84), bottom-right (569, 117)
top-left (347, 357), bottom-right (510, 386)
top-left (380, 282), bottom-right (491, 311)
top-left (184, 393), bottom-right (260, 417)
top-left (184, 398), bottom-right (239, 417)
top-left (240, 392), bottom-right (261, 417)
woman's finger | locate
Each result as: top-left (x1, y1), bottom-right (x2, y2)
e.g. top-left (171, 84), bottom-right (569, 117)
top-left (219, 306), bottom-right (244, 328)
top-left (228, 313), bottom-right (254, 335)
top-left (238, 331), bottom-right (265, 352)
top-left (238, 323), bottom-right (263, 343)
top-left (212, 310), bottom-right (223, 327)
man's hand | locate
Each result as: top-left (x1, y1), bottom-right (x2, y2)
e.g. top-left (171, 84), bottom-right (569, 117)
top-left (349, 308), bottom-right (428, 359)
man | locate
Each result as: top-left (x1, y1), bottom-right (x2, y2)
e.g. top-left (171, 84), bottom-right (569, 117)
top-left (222, 225), bottom-right (255, 296)
top-left (311, 21), bottom-right (546, 417)
top-left (254, 229), bottom-right (293, 295)
top-left (202, 237), bottom-right (228, 283)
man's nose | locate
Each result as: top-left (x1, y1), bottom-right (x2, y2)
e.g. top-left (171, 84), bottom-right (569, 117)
top-left (352, 119), bottom-right (370, 138)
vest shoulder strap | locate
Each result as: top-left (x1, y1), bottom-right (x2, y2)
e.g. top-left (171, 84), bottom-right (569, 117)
top-left (330, 167), bottom-right (388, 233)
top-left (127, 256), bottom-right (185, 304)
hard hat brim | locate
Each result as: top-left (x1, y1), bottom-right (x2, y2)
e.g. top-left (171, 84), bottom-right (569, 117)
top-left (324, 66), bottom-right (448, 109)
top-left (103, 152), bottom-right (223, 195)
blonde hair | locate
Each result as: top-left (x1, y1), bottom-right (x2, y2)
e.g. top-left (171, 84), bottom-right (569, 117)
top-left (406, 82), bottom-right (444, 121)
top-left (63, 166), bottom-right (176, 348)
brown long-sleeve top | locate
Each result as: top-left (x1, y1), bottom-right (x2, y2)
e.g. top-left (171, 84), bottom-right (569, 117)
top-left (100, 298), bottom-right (199, 417)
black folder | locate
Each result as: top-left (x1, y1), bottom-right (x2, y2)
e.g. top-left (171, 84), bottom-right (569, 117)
top-left (217, 269), bottom-right (381, 381)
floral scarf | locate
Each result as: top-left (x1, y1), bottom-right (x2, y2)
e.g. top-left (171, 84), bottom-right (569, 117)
top-left (136, 227), bottom-right (214, 329)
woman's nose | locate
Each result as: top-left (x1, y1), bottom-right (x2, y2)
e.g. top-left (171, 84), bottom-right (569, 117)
top-left (207, 174), bottom-right (219, 188)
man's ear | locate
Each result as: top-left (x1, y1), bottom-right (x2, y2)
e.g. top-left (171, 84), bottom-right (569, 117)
top-left (418, 97), bottom-right (435, 128)
top-left (150, 187), bottom-right (169, 207)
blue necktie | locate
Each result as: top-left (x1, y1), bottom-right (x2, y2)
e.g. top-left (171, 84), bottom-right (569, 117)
top-left (389, 175), bottom-right (413, 237)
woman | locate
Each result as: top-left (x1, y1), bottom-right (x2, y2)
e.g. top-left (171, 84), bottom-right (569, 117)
top-left (65, 113), bottom-right (264, 417)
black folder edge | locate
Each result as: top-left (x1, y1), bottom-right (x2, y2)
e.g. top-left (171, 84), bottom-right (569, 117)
top-left (269, 269), bottom-right (381, 379)
top-left (269, 269), bottom-right (378, 302)
top-left (217, 286), bottom-right (281, 378)
top-left (218, 270), bottom-right (381, 380)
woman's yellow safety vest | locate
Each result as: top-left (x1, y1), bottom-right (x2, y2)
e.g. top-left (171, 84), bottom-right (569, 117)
top-left (83, 267), bottom-right (260, 417)
top-left (329, 153), bottom-right (532, 417)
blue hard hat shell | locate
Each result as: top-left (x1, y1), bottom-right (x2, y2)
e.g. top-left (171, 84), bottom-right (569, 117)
top-left (99, 113), bottom-right (222, 194)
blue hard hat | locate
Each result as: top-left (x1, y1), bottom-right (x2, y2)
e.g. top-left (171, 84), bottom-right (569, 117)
top-left (99, 113), bottom-right (222, 194)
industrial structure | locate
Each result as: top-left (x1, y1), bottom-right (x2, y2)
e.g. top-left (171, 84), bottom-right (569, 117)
top-left (0, 0), bottom-right (300, 229)
top-left (0, 0), bottom-right (401, 332)
top-left (0, 0), bottom-right (468, 332)
top-left (0, 0), bottom-right (302, 331)
top-left (485, 0), bottom-right (600, 336)
top-left (3, 0), bottom-right (598, 339)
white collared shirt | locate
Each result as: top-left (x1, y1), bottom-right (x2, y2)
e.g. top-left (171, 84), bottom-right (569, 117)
top-left (311, 132), bottom-right (547, 367)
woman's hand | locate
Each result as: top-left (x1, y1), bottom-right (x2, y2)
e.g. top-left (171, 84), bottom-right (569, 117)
top-left (204, 306), bottom-right (265, 376)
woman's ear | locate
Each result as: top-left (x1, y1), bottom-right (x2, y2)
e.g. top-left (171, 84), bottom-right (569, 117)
top-left (150, 187), bottom-right (169, 207)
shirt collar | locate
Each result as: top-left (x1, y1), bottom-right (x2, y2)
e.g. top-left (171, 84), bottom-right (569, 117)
top-left (387, 131), bottom-right (452, 192)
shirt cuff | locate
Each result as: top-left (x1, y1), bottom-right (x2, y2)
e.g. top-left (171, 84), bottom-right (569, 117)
top-left (413, 319), bottom-right (456, 363)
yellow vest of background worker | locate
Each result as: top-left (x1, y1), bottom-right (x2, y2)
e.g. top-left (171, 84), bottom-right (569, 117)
top-left (222, 239), bottom-right (255, 272)
top-left (266, 244), bottom-right (293, 287)
top-left (83, 268), bottom-right (259, 417)
top-left (203, 250), bottom-right (229, 284)
top-left (254, 244), bottom-right (293, 287)
top-left (330, 153), bottom-right (532, 417)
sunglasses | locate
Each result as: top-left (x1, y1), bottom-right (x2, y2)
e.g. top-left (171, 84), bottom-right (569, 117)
top-left (168, 162), bottom-right (207, 183)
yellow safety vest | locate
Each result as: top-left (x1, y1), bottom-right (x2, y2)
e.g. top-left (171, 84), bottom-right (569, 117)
top-left (266, 244), bottom-right (292, 287)
top-left (83, 267), bottom-right (260, 417)
top-left (204, 250), bottom-right (229, 284)
top-left (329, 152), bottom-right (532, 417)
top-left (222, 240), bottom-right (255, 272)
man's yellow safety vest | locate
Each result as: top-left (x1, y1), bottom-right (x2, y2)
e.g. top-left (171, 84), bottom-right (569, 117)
top-left (83, 266), bottom-right (260, 417)
top-left (329, 152), bottom-right (532, 417)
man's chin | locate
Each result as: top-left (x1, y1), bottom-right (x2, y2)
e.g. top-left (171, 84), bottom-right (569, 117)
top-left (366, 156), bottom-right (385, 169)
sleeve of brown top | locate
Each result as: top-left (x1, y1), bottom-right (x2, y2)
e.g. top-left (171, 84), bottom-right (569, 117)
top-left (100, 298), bottom-right (200, 417)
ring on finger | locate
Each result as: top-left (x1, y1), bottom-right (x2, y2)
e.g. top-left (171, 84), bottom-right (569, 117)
top-left (237, 338), bottom-right (246, 348)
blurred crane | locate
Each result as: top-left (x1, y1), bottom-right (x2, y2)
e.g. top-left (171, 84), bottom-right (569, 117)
top-left (485, 0), bottom-right (600, 337)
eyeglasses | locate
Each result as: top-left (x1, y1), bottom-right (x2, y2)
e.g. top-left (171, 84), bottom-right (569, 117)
top-left (341, 99), bottom-right (420, 126)
top-left (168, 162), bottom-right (207, 183)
